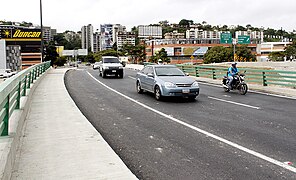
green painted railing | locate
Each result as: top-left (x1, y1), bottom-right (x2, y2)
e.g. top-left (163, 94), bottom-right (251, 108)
top-left (177, 64), bottom-right (296, 88)
top-left (143, 62), bottom-right (156, 67)
top-left (0, 61), bottom-right (51, 136)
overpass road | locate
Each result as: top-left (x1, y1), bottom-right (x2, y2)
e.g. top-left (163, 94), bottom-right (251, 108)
top-left (65, 67), bottom-right (296, 180)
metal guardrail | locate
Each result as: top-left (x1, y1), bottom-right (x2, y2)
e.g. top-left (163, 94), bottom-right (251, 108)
top-left (177, 65), bottom-right (296, 88)
top-left (0, 61), bottom-right (51, 136)
top-left (143, 62), bottom-right (156, 67)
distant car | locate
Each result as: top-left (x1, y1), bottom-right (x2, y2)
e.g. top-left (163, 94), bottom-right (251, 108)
top-left (99, 56), bottom-right (124, 78)
top-left (93, 62), bottom-right (101, 69)
top-left (86, 62), bottom-right (91, 66)
top-left (136, 65), bottom-right (199, 100)
top-left (0, 69), bottom-right (14, 78)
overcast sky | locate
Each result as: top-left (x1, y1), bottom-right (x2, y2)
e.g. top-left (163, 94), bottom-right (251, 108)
top-left (1, 0), bottom-right (295, 33)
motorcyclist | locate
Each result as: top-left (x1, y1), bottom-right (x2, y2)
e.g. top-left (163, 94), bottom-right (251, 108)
top-left (158, 59), bottom-right (163, 65)
top-left (227, 62), bottom-right (239, 89)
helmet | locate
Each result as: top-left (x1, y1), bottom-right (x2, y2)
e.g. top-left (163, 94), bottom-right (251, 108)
top-left (232, 62), bottom-right (237, 66)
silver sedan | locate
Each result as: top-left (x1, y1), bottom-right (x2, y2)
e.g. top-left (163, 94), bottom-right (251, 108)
top-left (136, 65), bottom-right (199, 100)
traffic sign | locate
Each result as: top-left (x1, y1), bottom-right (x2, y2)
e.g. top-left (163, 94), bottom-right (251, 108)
top-left (220, 33), bottom-right (232, 44)
top-left (237, 35), bottom-right (250, 44)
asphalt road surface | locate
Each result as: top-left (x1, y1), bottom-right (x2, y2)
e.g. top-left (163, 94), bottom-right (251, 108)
top-left (65, 66), bottom-right (296, 180)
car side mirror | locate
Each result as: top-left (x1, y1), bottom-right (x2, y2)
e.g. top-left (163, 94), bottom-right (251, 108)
top-left (147, 73), bottom-right (154, 78)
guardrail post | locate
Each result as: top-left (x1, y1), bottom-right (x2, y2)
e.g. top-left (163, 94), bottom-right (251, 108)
top-left (2, 96), bottom-right (9, 136)
top-left (34, 68), bottom-right (37, 80)
top-left (262, 72), bottom-right (267, 86)
top-left (23, 75), bottom-right (27, 96)
top-left (37, 66), bottom-right (40, 77)
top-left (194, 67), bottom-right (198, 77)
top-left (31, 69), bottom-right (34, 83)
top-left (16, 82), bottom-right (21, 109)
top-left (28, 72), bottom-right (31, 88)
top-left (212, 69), bottom-right (216, 79)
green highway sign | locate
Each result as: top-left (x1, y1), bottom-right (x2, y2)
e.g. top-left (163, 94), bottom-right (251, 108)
top-left (220, 33), bottom-right (232, 44)
top-left (238, 35), bottom-right (250, 44)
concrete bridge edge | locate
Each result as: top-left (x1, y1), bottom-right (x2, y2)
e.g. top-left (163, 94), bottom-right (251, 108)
top-left (0, 67), bottom-right (52, 180)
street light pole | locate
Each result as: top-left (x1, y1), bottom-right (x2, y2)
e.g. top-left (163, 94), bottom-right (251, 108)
top-left (40, 0), bottom-right (44, 62)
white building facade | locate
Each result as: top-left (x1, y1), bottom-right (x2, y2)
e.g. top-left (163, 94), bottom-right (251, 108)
top-left (138, 25), bottom-right (162, 39)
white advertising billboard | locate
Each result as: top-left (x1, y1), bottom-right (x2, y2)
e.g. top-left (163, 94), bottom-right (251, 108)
top-left (62, 49), bottom-right (88, 56)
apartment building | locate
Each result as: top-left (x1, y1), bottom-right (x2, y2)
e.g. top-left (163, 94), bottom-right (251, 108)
top-left (42, 26), bottom-right (52, 42)
top-left (117, 31), bottom-right (136, 49)
top-left (0, 40), bottom-right (21, 71)
top-left (138, 25), bottom-right (162, 39)
top-left (93, 32), bottom-right (100, 53)
top-left (112, 24), bottom-right (126, 46)
top-left (100, 24), bottom-right (113, 50)
top-left (258, 42), bottom-right (292, 61)
top-left (164, 30), bottom-right (185, 39)
top-left (81, 24), bottom-right (94, 52)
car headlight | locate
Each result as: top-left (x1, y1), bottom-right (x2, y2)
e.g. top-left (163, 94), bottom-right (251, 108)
top-left (104, 66), bottom-right (109, 69)
top-left (119, 66), bottom-right (123, 69)
top-left (164, 82), bottom-right (176, 88)
top-left (191, 81), bottom-right (199, 87)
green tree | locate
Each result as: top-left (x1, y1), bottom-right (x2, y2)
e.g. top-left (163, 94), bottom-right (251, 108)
top-left (120, 44), bottom-right (146, 63)
top-left (53, 56), bottom-right (67, 66)
top-left (85, 53), bottom-right (95, 63)
top-left (179, 19), bottom-right (193, 27)
top-left (54, 33), bottom-right (68, 46)
top-left (131, 26), bottom-right (140, 45)
top-left (235, 45), bottom-right (256, 62)
top-left (19, 21), bottom-right (33, 27)
top-left (268, 51), bottom-right (285, 61)
top-left (235, 25), bottom-right (247, 31)
top-left (154, 48), bottom-right (170, 63)
top-left (53, 32), bottom-right (81, 50)
top-left (44, 42), bottom-right (59, 65)
top-left (93, 49), bottom-right (118, 61)
top-left (285, 41), bottom-right (296, 60)
top-left (204, 46), bottom-right (232, 64)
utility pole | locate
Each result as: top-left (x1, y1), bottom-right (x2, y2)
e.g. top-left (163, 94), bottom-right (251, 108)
top-left (40, 0), bottom-right (44, 62)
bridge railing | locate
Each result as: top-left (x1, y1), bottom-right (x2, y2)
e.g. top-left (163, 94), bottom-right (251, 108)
top-left (177, 65), bottom-right (296, 88)
top-left (0, 61), bottom-right (51, 136)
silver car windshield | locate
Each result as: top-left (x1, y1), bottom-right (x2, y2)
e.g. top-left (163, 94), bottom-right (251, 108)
top-left (155, 67), bottom-right (185, 76)
top-left (103, 58), bottom-right (120, 63)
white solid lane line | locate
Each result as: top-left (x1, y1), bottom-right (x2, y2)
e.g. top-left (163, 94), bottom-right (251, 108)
top-left (128, 76), bottom-right (136, 80)
top-left (208, 96), bottom-right (261, 110)
top-left (86, 72), bottom-right (296, 173)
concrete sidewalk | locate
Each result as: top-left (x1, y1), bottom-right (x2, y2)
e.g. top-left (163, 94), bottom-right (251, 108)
top-left (11, 68), bottom-right (137, 180)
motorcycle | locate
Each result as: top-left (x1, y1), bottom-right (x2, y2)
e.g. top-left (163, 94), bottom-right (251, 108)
top-left (222, 72), bottom-right (248, 95)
